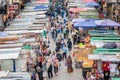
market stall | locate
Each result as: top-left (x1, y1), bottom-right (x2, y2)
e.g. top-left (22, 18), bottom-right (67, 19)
top-left (0, 48), bottom-right (21, 72)
top-left (88, 49), bottom-right (120, 79)
top-left (74, 44), bottom-right (95, 68)
top-left (5, 30), bottom-right (43, 35)
top-left (90, 37), bottom-right (120, 47)
top-left (0, 72), bottom-right (31, 80)
top-left (89, 30), bottom-right (120, 37)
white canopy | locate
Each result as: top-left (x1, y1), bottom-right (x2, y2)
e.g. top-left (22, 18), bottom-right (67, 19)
top-left (0, 43), bottom-right (23, 48)
top-left (88, 54), bottom-right (120, 62)
top-left (20, 12), bottom-right (46, 16)
top-left (5, 30), bottom-right (43, 34)
top-left (102, 55), bottom-right (120, 62)
top-left (88, 54), bottom-right (101, 60)
top-left (0, 71), bottom-right (9, 77)
top-left (0, 48), bottom-right (21, 60)
top-left (5, 26), bottom-right (43, 31)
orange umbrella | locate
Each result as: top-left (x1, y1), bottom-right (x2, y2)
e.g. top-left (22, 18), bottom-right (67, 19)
top-left (69, 8), bottom-right (87, 12)
top-left (83, 0), bottom-right (94, 2)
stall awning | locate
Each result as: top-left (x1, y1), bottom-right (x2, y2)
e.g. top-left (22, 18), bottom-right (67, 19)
top-left (5, 30), bottom-right (43, 34)
top-left (111, 78), bottom-right (120, 80)
top-left (0, 48), bottom-right (21, 60)
top-left (88, 54), bottom-right (120, 62)
top-left (94, 48), bottom-right (120, 54)
top-left (102, 55), bottom-right (120, 62)
top-left (0, 71), bottom-right (9, 77)
top-left (69, 8), bottom-right (87, 12)
top-left (88, 54), bottom-right (101, 60)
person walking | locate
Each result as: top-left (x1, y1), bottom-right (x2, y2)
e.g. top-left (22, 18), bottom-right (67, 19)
top-left (66, 55), bottom-right (74, 73)
top-left (67, 38), bottom-right (72, 51)
top-left (36, 66), bottom-right (43, 80)
top-left (38, 55), bottom-right (43, 68)
top-left (46, 58), bottom-right (53, 79)
top-left (66, 27), bottom-right (69, 39)
top-left (63, 28), bottom-right (66, 39)
top-left (53, 57), bottom-right (59, 76)
top-left (62, 45), bottom-right (68, 60)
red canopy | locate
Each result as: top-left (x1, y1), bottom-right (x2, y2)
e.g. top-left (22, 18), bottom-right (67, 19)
top-left (69, 8), bottom-right (87, 12)
top-left (36, 0), bottom-right (49, 3)
top-left (83, 0), bottom-right (94, 2)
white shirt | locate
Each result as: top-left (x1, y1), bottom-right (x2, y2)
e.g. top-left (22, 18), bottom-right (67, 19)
top-left (110, 63), bottom-right (117, 73)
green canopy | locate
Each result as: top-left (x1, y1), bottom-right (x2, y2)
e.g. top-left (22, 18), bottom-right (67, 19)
top-left (49, 0), bottom-right (52, 2)
top-left (111, 78), bottom-right (120, 80)
top-left (79, 10), bottom-right (99, 18)
top-left (22, 45), bottom-right (32, 50)
top-left (91, 37), bottom-right (120, 42)
top-left (80, 12), bottom-right (98, 16)
top-left (94, 48), bottom-right (120, 54)
top-left (89, 30), bottom-right (120, 37)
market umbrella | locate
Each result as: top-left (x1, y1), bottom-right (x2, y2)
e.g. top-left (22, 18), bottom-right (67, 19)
top-left (72, 18), bottom-right (86, 23)
top-left (85, 1), bottom-right (100, 7)
top-left (74, 19), bottom-right (97, 28)
top-left (95, 19), bottom-right (120, 27)
top-left (69, 8), bottom-right (87, 13)
top-left (34, 5), bottom-right (48, 10)
top-left (102, 43), bottom-right (117, 49)
top-left (0, 32), bottom-right (8, 38)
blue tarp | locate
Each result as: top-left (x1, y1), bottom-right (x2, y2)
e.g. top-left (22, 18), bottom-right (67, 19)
top-left (85, 1), bottom-right (100, 7)
top-left (34, 5), bottom-right (48, 10)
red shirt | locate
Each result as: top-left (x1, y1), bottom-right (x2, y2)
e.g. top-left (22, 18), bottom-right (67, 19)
top-left (38, 56), bottom-right (43, 62)
top-left (102, 62), bottom-right (110, 71)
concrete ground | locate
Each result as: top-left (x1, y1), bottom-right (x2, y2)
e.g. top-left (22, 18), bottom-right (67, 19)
top-left (47, 35), bottom-right (84, 80)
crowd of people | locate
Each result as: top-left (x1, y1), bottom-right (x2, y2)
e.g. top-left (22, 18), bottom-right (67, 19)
top-left (25, 0), bottom-right (74, 80)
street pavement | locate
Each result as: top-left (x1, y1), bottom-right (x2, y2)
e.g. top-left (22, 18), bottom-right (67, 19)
top-left (47, 36), bottom-right (84, 80)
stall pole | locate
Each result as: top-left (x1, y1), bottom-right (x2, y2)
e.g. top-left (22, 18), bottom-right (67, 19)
top-left (13, 59), bottom-right (16, 72)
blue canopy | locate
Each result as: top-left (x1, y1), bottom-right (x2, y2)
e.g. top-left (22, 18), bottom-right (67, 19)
top-left (74, 19), bottom-right (97, 28)
top-left (34, 5), bottom-right (48, 10)
top-left (72, 18), bottom-right (86, 23)
top-left (85, 1), bottom-right (100, 7)
top-left (95, 19), bottom-right (120, 27)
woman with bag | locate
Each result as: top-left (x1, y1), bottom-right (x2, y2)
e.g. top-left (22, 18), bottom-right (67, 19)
top-left (66, 55), bottom-right (74, 73)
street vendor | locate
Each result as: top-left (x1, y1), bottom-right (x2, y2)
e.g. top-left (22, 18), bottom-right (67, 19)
top-left (84, 35), bottom-right (90, 44)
